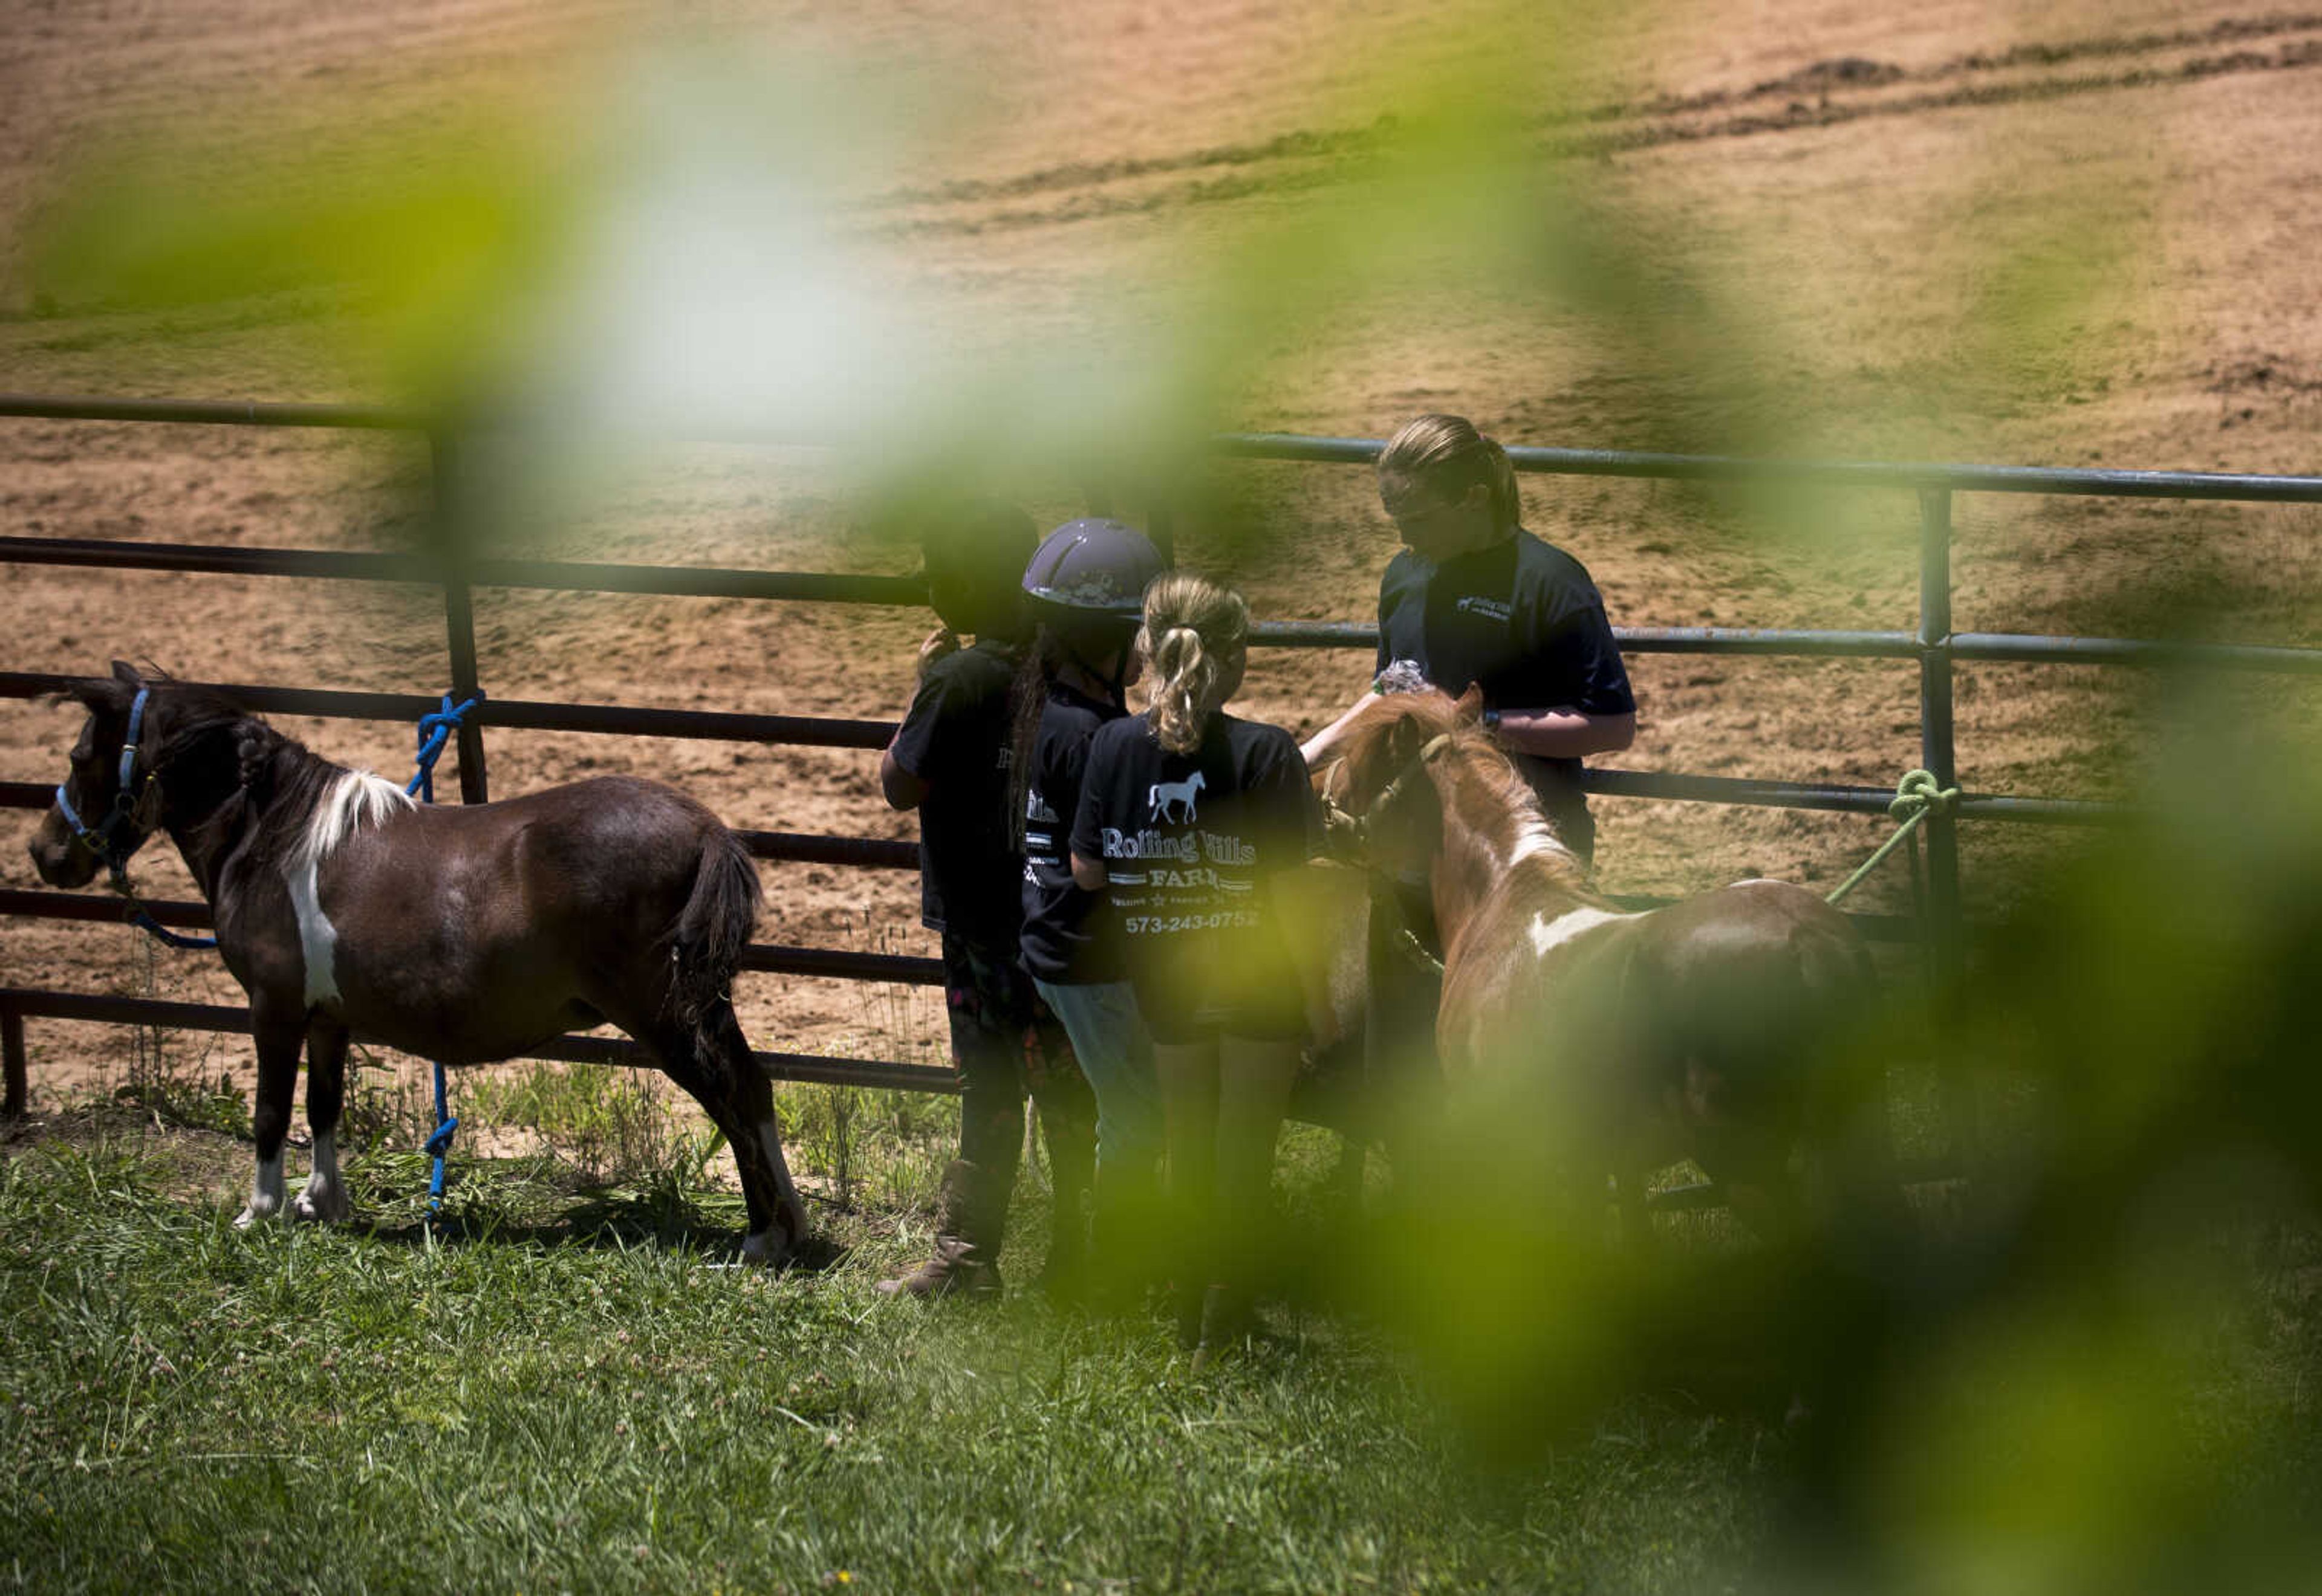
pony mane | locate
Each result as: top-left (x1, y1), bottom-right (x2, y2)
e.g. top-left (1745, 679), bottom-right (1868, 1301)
top-left (1337, 687), bottom-right (1603, 904)
top-left (287, 769), bottom-right (415, 874)
top-left (1436, 727), bottom-right (1604, 902)
top-left (119, 679), bottom-right (411, 869)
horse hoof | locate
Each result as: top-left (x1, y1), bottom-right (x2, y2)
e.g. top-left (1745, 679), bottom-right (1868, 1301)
top-left (740, 1228), bottom-right (795, 1268)
top-left (233, 1202), bottom-right (277, 1230)
top-left (290, 1191), bottom-right (347, 1225)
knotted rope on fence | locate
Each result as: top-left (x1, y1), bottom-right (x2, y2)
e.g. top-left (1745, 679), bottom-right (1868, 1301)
top-left (1823, 768), bottom-right (1962, 909)
top-left (405, 693), bottom-right (482, 803)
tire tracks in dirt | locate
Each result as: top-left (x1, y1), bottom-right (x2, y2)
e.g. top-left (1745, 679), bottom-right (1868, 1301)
top-left (873, 11), bottom-right (2322, 238)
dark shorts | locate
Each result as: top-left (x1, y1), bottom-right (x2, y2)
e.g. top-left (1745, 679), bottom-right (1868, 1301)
top-left (1128, 938), bottom-right (1307, 1047)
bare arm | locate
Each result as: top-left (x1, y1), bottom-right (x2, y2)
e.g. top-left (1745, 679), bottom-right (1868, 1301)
top-left (1299, 692), bottom-right (1382, 769)
top-left (877, 744), bottom-right (929, 811)
top-left (1488, 706), bottom-right (1635, 760)
top-left (1070, 851), bottom-right (1108, 892)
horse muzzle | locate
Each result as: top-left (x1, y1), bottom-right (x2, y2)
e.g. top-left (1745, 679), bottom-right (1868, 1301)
top-left (27, 808), bottom-right (100, 889)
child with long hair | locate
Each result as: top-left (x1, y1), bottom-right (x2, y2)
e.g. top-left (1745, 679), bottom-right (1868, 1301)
top-left (1068, 573), bottom-right (1330, 1361)
top-left (1013, 519), bottom-right (1173, 1311)
top-left (874, 505), bottom-right (1099, 1301)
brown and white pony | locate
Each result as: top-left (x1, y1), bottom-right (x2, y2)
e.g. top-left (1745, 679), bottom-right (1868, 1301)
top-left (27, 664), bottom-right (808, 1260)
top-left (1310, 685), bottom-right (1878, 1238)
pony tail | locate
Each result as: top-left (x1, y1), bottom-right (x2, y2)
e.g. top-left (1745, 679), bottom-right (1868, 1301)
top-left (1139, 573), bottom-right (1249, 756)
top-left (1148, 622), bottom-right (1216, 754)
top-left (668, 823), bottom-right (763, 1052)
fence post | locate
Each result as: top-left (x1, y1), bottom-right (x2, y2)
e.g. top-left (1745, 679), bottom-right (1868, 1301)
top-left (428, 432), bottom-right (491, 805)
top-left (3, 1002), bottom-right (26, 1120)
top-left (1917, 486), bottom-right (1976, 1166)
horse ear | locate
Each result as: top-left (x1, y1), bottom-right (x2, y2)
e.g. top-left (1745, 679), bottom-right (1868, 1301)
top-left (1385, 710), bottom-right (1425, 767)
top-left (1452, 684), bottom-right (1485, 724)
top-left (66, 673), bottom-right (131, 713)
top-left (110, 660), bottom-right (142, 687)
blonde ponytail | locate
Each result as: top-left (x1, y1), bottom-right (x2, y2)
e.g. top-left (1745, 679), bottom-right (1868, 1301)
top-left (1139, 574), bottom-right (1249, 755)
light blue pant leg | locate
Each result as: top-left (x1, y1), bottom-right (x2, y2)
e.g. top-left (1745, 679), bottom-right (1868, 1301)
top-left (1035, 976), bottom-right (1161, 1175)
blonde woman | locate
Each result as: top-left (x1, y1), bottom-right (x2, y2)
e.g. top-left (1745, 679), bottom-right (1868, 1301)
top-left (1304, 412), bottom-right (1634, 859)
top-left (1301, 413), bottom-right (1636, 1099)
top-left (1068, 574), bottom-right (1328, 1363)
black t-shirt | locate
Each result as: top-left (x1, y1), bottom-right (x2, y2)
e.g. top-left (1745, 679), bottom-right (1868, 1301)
top-left (1019, 678), bottom-right (1128, 985)
top-left (1377, 526), bottom-right (1634, 822)
top-left (888, 638), bottom-right (1024, 947)
top-left (1070, 710), bottom-right (1319, 1036)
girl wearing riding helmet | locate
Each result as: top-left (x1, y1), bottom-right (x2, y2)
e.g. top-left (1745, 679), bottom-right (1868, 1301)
top-left (1070, 573), bottom-right (1332, 1363)
top-left (1013, 518), bottom-right (1171, 1309)
top-left (875, 504), bottom-right (1099, 1302)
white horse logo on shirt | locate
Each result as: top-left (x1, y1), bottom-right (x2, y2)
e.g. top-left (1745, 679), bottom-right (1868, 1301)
top-left (1146, 770), bottom-right (1205, 824)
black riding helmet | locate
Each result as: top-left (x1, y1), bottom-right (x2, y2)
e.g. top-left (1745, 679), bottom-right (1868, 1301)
top-left (1021, 518), bottom-right (1168, 707)
top-left (922, 502), bottom-right (1039, 640)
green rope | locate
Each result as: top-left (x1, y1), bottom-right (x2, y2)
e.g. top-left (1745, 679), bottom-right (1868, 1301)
top-left (1824, 768), bottom-right (1962, 907)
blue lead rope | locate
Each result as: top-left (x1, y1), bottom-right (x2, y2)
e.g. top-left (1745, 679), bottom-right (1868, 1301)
top-left (424, 1061), bottom-right (461, 1212)
top-left (405, 693), bottom-right (483, 803)
top-left (127, 907), bottom-right (219, 952)
top-left (405, 692), bottom-right (483, 1213)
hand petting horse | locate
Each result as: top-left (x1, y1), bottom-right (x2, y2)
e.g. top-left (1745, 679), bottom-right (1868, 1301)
top-left (1309, 683), bottom-right (1881, 1243)
top-left (27, 662), bottom-right (809, 1262)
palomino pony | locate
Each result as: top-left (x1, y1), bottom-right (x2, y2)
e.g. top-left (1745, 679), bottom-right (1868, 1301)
top-left (1310, 685), bottom-right (1878, 1237)
top-left (27, 663), bottom-right (808, 1260)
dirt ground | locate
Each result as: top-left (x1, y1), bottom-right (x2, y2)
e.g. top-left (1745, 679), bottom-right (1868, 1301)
top-left (3, 1), bottom-right (2319, 1127)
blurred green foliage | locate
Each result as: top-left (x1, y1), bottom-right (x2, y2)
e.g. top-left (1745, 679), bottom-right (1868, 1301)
top-left (16, 8), bottom-right (2320, 1590)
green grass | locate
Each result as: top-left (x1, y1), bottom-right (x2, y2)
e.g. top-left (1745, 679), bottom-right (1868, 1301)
top-left (0, 1127), bottom-right (1780, 1595)
top-left (9, 1023), bottom-right (2317, 1596)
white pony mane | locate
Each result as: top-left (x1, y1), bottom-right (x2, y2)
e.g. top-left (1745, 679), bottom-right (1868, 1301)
top-left (1504, 810), bottom-right (1578, 869)
top-left (288, 770), bottom-right (414, 873)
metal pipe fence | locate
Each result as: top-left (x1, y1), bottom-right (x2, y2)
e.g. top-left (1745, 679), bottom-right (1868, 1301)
top-left (6, 393), bottom-right (2321, 1138)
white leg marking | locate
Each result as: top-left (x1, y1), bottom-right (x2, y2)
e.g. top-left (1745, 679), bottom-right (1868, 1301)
top-left (1527, 906), bottom-right (1627, 958)
top-left (236, 1152), bottom-right (286, 1228)
top-left (293, 1130), bottom-right (348, 1224)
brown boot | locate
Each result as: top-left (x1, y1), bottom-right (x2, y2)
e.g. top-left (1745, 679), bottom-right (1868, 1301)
top-left (875, 1160), bottom-right (1004, 1301)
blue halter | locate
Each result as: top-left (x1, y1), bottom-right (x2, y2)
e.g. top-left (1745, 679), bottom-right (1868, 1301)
top-left (53, 686), bottom-right (220, 951)
top-left (53, 686), bottom-right (155, 873)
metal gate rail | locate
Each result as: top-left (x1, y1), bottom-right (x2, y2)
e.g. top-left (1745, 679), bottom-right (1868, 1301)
top-left (5, 394), bottom-right (2320, 1133)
